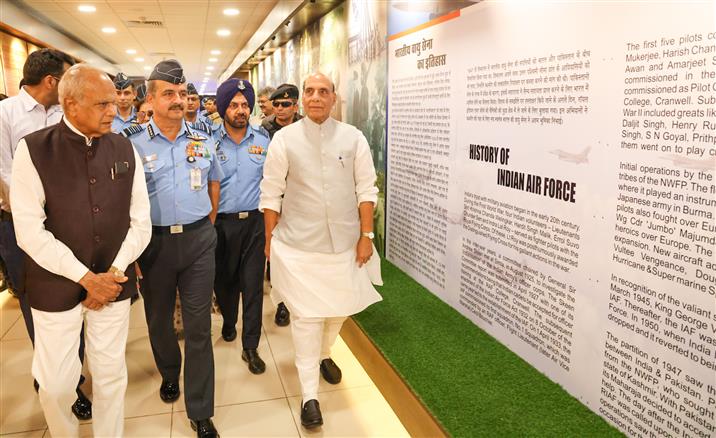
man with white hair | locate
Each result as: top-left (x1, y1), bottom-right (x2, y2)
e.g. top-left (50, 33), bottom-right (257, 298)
top-left (0, 48), bottom-right (96, 420)
top-left (10, 63), bottom-right (152, 437)
top-left (259, 72), bottom-right (382, 429)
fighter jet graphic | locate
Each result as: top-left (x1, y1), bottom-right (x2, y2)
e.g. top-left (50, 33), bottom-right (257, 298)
top-left (660, 154), bottom-right (716, 171)
top-left (549, 146), bottom-right (591, 164)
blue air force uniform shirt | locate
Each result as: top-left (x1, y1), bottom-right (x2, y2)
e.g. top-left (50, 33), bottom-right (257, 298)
top-left (216, 124), bottom-right (270, 213)
top-left (112, 107), bottom-right (137, 133)
top-left (125, 119), bottom-right (224, 226)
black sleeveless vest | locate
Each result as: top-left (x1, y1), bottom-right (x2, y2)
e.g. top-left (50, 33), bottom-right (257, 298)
top-left (23, 120), bottom-right (137, 311)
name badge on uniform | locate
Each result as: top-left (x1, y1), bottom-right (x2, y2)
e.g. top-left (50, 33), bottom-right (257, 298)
top-left (190, 167), bottom-right (202, 190)
top-left (144, 154), bottom-right (158, 170)
top-left (217, 149), bottom-right (228, 162)
top-left (143, 154), bottom-right (158, 163)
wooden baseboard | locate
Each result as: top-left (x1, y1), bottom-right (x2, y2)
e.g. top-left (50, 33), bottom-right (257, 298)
top-left (341, 318), bottom-right (448, 438)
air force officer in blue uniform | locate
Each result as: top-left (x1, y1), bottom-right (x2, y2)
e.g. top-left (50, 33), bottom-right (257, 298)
top-left (124, 60), bottom-right (223, 438)
top-left (212, 79), bottom-right (270, 374)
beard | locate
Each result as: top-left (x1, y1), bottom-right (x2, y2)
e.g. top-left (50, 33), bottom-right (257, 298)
top-left (227, 113), bottom-right (248, 129)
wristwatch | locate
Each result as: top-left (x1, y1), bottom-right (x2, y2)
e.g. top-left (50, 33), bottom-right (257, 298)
top-left (361, 231), bottom-right (374, 240)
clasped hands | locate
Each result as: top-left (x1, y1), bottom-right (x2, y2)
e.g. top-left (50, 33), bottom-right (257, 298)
top-left (79, 269), bottom-right (128, 310)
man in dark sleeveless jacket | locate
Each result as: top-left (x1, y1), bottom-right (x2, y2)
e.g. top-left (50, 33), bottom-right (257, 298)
top-left (10, 64), bottom-right (151, 438)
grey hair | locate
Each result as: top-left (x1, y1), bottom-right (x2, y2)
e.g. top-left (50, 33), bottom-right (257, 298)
top-left (258, 86), bottom-right (276, 98)
top-left (146, 80), bottom-right (158, 96)
top-left (58, 63), bottom-right (112, 110)
top-left (302, 72), bottom-right (336, 92)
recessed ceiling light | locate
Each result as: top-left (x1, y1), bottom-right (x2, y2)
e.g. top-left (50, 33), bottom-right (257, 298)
top-left (143, 66), bottom-right (151, 71)
top-left (217, 29), bottom-right (231, 37)
top-left (210, 50), bottom-right (221, 55)
top-left (204, 72), bottom-right (211, 76)
top-left (126, 49), bottom-right (137, 55)
top-left (78, 5), bottom-right (96, 13)
top-left (223, 8), bottom-right (240, 16)
top-left (101, 27), bottom-right (116, 34)
top-left (134, 57), bottom-right (144, 62)
top-left (206, 66), bottom-right (215, 71)
top-left (209, 58), bottom-right (218, 62)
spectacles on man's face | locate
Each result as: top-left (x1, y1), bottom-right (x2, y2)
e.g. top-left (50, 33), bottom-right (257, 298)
top-left (272, 100), bottom-right (295, 108)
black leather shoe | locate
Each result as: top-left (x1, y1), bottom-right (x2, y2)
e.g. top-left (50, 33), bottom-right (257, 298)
top-left (241, 349), bottom-right (266, 374)
top-left (274, 302), bottom-right (290, 326)
top-left (320, 358), bottom-right (342, 384)
top-left (221, 324), bottom-right (237, 342)
top-left (71, 388), bottom-right (92, 420)
top-left (159, 380), bottom-right (180, 403)
top-left (190, 418), bottom-right (219, 438)
top-left (300, 399), bottom-right (323, 429)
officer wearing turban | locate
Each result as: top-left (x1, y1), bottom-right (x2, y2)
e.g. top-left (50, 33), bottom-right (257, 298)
top-left (212, 79), bottom-right (271, 374)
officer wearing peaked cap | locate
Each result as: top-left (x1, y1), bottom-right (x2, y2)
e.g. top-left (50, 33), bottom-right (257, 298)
top-left (135, 83), bottom-right (148, 102)
top-left (212, 78), bottom-right (270, 374)
top-left (125, 59), bottom-right (223, 438)
top-left (111, 72), bottom-right (137, 133)
top-left (261, 84), bottom-right (302, 141)
top-left (185, 83), bottom-right (212, 136)
top-left (200, 96), bottom-right (222, 129)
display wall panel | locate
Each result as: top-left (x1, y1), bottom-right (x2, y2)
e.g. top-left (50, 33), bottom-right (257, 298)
top-left (386, 2), bottom-right (716, 437)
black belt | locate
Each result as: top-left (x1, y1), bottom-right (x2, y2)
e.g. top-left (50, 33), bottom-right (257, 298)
top-left (152, 216), bottom-right (209, 235)
top-left (216, 210), bottom-right (260, 220)
top-left (0, 210), bottom-right (11, 222)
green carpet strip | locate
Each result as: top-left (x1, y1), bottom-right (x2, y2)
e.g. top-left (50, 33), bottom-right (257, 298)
top-left (353, 260), bottom-right (623, 437)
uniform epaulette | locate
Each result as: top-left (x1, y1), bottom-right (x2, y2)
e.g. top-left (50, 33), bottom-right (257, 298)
top-left (121, 123), bottom-right (145, 138)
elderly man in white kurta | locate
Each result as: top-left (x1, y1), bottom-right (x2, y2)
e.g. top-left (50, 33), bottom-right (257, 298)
top-left (259, 72), bottom-right (382, 429)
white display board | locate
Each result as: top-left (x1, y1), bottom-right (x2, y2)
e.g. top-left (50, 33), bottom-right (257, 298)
top-left (386, 2), bottom-right (716, 436)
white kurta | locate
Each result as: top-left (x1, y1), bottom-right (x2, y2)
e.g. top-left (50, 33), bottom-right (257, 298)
top-left (270, 238), bottom-right (382, 318)
top-left (260, 116), bottom-right (383, 317)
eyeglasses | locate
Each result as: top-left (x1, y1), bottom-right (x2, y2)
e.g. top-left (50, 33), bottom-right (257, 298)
top-left (272, 101), bottom-right (295, 108)
top-left (137, 110), bottom-right (153, 118)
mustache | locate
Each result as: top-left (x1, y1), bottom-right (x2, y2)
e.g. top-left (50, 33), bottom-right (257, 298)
top-left (169, 104), bottom-right (184, 110)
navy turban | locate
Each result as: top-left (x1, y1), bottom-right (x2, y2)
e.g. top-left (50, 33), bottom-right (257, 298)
top-left (216, 78), bottom-right (255, 118)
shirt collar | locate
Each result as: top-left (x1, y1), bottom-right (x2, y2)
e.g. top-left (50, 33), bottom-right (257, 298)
top-left (19, 87), bottom-right (61, 115)
top-left (115, 106), bottom-right (136, 122)
top-left (62, 117), bottom-right (93, 146)
top-left (147, 118), bottom-right (189, 141)
top-left (219, 123), bottom-right (254, 145)
top-left (303, 115), bottom-right (333, 130)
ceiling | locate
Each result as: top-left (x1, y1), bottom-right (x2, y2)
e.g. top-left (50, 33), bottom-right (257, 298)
top-left (13, 0), bottom-right (279, 93)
